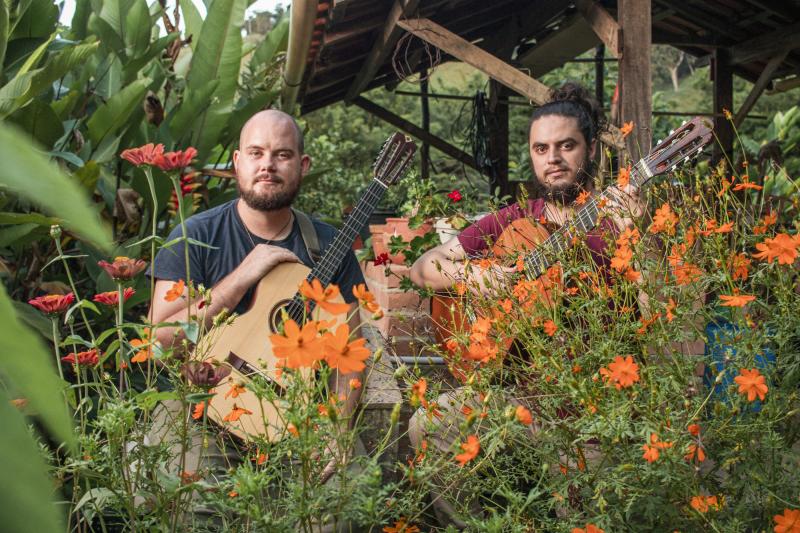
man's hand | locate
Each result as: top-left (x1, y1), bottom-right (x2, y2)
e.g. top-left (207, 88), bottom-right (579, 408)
top-left (603, 184), bottom-right (646, 232)
top-left (472, 263), bottom-right (518, 296)
top-left (234, 244), bottom-right (302, 288)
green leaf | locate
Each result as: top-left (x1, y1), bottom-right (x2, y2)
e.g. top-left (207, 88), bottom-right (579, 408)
top-left (86, 77), bottom-right (150, 145)
top-left (0, 212), bottom-right (59, 226)
top-left (73, 487), bottom-right (116, 523)
top-left (0, 387), bottom-right (65, 532)
top-left (185, 0), bottom-right (247, 162)
top-left (0, 2), bottom-right (8, 77)
top-left (0, 223), bottom-right (39, 247)
top-left (168, 79), bottom-right (219, 140)
top-left (11, 299), bottom-right (53, 339)
top-left (179, 0), bottom-right (203, 51)
top-left (9, 100), bottom-right (64, 148)
top-left (124, 0), bottom-right (151, 54)
top-left (87, 13), bottom-right (126, 60)
top-left (9, 0), bottom-right (57, 40)
top-left (250, 15), bottom-right (288, 71)
top-left (17, 32), bottom-right (54, 75)
top-left (122, 33), bottom-right (178, 85)
top-left (0, 40), bottom-right (99, 119)
top-left (135, 390), bottom-right (178, 410)
top-left (49, 151), bottom-right (85, 169)
top-left (0, 123), bottom-right (111, 250)
top-left (0, 283), bottom-right (74, 450)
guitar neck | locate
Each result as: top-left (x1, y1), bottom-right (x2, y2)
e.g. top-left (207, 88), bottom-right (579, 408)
top-left (523, 159), bottom-right (650, 278)
top-left (285, 178), bottom-right (387, 322)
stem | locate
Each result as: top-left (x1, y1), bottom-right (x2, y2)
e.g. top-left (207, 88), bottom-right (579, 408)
top-left (51, 317), bottom-right (64, 383)
top-left (170, 175), bottom-right (193, 311)
top-left (116, 283), bottom-right (127, 395)
top-left (53, 236), bottom-right (96, 342)
top-left (144, 167), bottom-right (160, 341)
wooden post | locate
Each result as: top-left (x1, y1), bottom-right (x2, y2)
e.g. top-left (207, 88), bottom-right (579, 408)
top-left (617, 0), bottom-right (652, 158)
top-left (488, 79), bottom-right (510, 198)
top-left (595, 44), bottom-right (605, 107)
top-left (420, 68), bottom-right (430, 181)
top-left (711, 49), bottom-right (734, 160)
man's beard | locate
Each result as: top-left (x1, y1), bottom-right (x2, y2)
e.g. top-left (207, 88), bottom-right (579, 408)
top-left (238, 177), bottom-right (300, 211)
top-left (528, 155), bottom-right (594, 205)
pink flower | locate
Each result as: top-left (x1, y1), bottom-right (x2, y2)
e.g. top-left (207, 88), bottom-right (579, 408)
top-left (28, 293), bottom-right (75, 316)
top-left (93, 288), bottom-right (135, 307)
top-left (447, 189), bottom-right (462, 202)
top-left (154, 147), bottom-right (198, 172)
top-left (98, 257), bottom-right (147, 281)
top-left (120, 143), bottom-right (165, 166)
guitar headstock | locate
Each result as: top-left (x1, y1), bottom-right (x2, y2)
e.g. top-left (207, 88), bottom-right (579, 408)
top-left (373, 132), bottom-right (417, 187)
top-left (640, 117), bottom-right (714, 179)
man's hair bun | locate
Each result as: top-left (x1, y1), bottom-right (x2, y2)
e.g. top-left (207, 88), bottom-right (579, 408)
top-left (529, 81), bottom-right (606, 145)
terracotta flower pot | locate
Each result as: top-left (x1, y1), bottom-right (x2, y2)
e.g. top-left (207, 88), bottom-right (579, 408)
top-left (382, 216), bottom-right (435, 264)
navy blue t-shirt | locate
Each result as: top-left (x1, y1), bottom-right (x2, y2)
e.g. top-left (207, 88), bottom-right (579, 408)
top-left (149, 200), bottom-right (365, 314)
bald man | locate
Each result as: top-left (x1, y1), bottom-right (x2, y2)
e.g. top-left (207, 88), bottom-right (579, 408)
top-left (149, 109), bottom-right (364, 343)
top-left (147, 110), bottom-right (366, 484)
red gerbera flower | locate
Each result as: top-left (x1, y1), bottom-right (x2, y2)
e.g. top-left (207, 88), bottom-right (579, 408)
top-left (93, 288), bottom-right (135, 307)
top-left (98, 257), bottom-right (147, 281)
top-left (61, 349), bottom-right (99, 367)
top-left (120, 143), bottom-right (165, 167)
top-left (153, 147), bottom-right (198, 172)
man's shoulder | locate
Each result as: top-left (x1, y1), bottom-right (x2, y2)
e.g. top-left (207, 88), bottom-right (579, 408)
top-left (186, 199), bottom-right (237, 226)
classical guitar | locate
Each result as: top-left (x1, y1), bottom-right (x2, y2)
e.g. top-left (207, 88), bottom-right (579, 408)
top-left (432, 117), bottom-right (715, 348)
top-left (201, 133), bottom-right (417, 441)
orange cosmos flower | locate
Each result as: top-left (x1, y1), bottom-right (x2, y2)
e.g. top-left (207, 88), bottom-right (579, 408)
top-left (352, 283), bottom-right (382, 316)
top-left (754, 211), bottom-right (777, 234)
top-left (515, 405), bottom-right (533, 425)
top-left (732, 175), bottom-right (763, 191)
top-left (690, 495), bottom-right (721, 513)
top-left (383, 518), bottom-right (421, 533)
top-left (542, 319), bottom-right (558, 337)
top-left (98, 257), bottom-right (147, 281)
top-left (611, 244), bottom-right (633, 272)
top-left (774, 508), bottom-right (800, 533)
top-left (349, 377), bottom-right (362, 390)
top-left (642, 433), bottom-right (672, 463)
top-left (222, 403), bottom-right (253, 422)
top-left (165, 279), bottom-right (185, 302)
top-left (599, 355), bottom-right (640, 390)
top-left (410, 378), bottom-right (427, 407)
top-left (620, 121), bottom-right (634, 138)
top-left (684, 443), bottom-right (706, 463)
top-left (617, 164), bottom-right (631, 188)
top-left (93, 288), bottom-right (135, 307)
top-left (192, 400), bottom-right (208, 420)
top-left (665, 298), bottom-right (676, 322)
top-left (120, 143), bottom-right (165, 166)
top-left (225, 383), bottom-right (246, 399)
top-left (130, 337), bottom-right (154, 363)
top-left (575, 190), bottom-right (591, 206)
top-left (714, 221), bottom-right (734, 233)
top-left (729, 253), bottom-right (751, 281)
top-left (455, 434), bottom-right (480, 466)
top-left (650, 203), bottom-right (678, 236)
top-left (733, 367), bottom-right (768, 402)
top-left (753, 233), bottom-right (800, 265)
top-left (270, 319), bottom-right (323, 369)
top-left (300, 278), bottom-right (351, 315)
top-left (719, 293), bottom-right (755, 307)
top-left (28, 292), bottom-right (75, 316)
top-left (688, 423), bottom-right (701, 436)
top-left (322, 323), bottom-right (370, 374)
top-left (153, 147), bottom-right (197, 172)
top-left (572, 524), bottom-right (605, 533)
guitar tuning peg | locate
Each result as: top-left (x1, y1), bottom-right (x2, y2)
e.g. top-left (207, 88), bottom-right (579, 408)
top-left (656, 139), bottom-right (662, 145)
top-left (671, 164), bottom-right (677, 171)
top-left (669, 130), bottom-right (674, 135)
top-left (681, 120), bottom-right (687, 125)
top-left (684, 156), bottom-right (690, 163)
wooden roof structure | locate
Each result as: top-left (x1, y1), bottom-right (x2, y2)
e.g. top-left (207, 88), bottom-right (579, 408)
top-left (284, 0), bottom-right (800, 192)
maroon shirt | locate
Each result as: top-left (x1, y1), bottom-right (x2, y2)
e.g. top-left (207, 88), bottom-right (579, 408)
top-left (457, 198), bottom-right (616, 272)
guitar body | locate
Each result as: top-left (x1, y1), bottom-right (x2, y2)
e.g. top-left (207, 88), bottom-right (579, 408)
top-left (201, 262), bottom-right (335, 442)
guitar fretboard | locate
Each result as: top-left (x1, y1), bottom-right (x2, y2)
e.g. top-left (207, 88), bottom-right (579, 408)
top-left (522, 159), bottom-right (649, 279)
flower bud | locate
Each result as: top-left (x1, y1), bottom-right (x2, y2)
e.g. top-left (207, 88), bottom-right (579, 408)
top-left (390, 402), bottom-right (401, 426)
top-left (393, 364), bottom-right (407, 379)
top-left (50, 224), bottom-right (62, 239)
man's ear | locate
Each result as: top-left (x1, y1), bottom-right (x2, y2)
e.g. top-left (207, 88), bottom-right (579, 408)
top-left (232, 149), bottom-right (240, 172)
top-left (300, 154), bottom-right (312, 176)
top-left (589, 139), bottom-right (597, 160)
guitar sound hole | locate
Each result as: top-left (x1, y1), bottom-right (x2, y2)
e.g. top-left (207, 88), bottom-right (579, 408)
top-left (268, 299), bottom-right (294, 333)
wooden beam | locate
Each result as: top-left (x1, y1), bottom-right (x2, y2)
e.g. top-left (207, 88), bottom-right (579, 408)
top-left (488, 80), bottom-right (511, 198)
top-left (577, 0), bottom-right (621, 57)
top-left (651, 28), bottom-right (722, 48)
top-left (733, 51), bottom-right (789, 127)
top-left (711, 48), bottom-right (734, 159)
top-left (352, 96), bottom-right (478, 171)
top-left (618, 0), bottom-right (652, 156)
top-left (397, 17), bottom-right (624, 149)
top-left (344, 0), bottom-right (421, 102)
top-left (729, 21), bottom-right (800, 65)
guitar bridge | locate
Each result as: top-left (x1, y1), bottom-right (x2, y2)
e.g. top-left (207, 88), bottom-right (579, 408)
top-left (227, 351), bottom-right (285, 397)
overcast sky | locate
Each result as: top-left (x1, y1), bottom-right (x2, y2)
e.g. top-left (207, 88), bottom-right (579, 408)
top-left (58, 0), bottom-right (287, 26)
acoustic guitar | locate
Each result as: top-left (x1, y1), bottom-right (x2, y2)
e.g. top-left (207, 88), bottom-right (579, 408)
top-left (200, 133), bottom-right (417, 441)
top-left (431, 117), bottom-right (715, 352)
